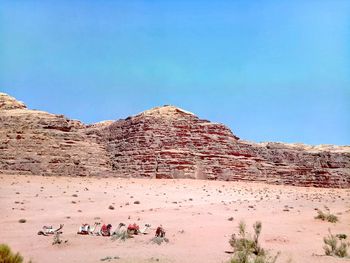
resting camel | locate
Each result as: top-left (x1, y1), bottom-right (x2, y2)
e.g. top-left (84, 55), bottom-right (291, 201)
top-left (77, 222), bottom-right (101, 235)
top-left (111, 223), bottom-right (126, 235)
top-left (100, 224), bottom-right (113, 236)
top-left (128, 223), bottom-right (151, 235)
top-left (139, 224), bottom-right (151, 234)
top-left (111, 223), bottom-right (130, 241)
top-left (38, 224), bottom-right (64, 236)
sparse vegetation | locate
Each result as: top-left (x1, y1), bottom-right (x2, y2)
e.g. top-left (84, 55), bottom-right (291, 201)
top-left (100, 256), bottom-right (120, 261)
top-left (150, 236), bottom-right (169, 245)
top-left (0, 244), bottom-right (32, 263)
top-left (228, 221), bottom-right (279, 263)
top-left (111, 230), bottom-right (131, 242)
top-left (52, 232), bottom-right (62, 245)
top-left (315, 209), bottom-right (338, 223)
top-left (323, 229), bottom-right (349, 258)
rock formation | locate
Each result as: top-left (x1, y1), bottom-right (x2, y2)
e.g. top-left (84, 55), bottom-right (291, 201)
top-left (0, 93), bottom-right (111, 177)
top-left (1, 93), bottom-right (349, 187)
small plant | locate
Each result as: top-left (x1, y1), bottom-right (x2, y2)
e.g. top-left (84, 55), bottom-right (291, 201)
top-left (336, 234), bottom-right (347, 240)
top-left (229, 221), bottom-right (279, 263)
top-left (52, 232), bottom-right (62, 245)
top-left (100, 256), bottom-right (120, 261)
top-left (315, 209), bottom-right (338, 223)
top-left (150, 236), bottom-right (169, 245)
top-left (323, 229), bottom-right (349, 258)
top-left (0, 244), bottom-right (32, 263)
top-left (111, 231), bottom-right (130, 242)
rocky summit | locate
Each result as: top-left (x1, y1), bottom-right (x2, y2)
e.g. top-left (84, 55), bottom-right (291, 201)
top-left (1, 93), bottom-right (349, 188)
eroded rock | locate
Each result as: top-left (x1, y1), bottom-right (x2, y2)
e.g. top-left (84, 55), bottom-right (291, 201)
top-left (1, 93), bottom-right (349, 188)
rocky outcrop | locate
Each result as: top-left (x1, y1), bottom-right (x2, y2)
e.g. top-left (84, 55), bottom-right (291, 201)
top-left (0, 93), bottom-right (26, 110)
top-left (92, 106), bottom-right (350, 188)
top-left (0, 93), bottom-right (111, 177)
top-left (1, 93), bottom-right (349, 187)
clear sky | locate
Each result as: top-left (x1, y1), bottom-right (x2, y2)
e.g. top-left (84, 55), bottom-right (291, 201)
top-left (1, 1), bottom-right (349, 145)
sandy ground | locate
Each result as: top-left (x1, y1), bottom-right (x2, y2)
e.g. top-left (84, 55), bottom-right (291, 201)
top-left (0, 174), bottom-right (349, 263)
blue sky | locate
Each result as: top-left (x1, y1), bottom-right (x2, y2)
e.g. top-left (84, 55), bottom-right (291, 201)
top-left (1, 1), bottom-right (349, 145)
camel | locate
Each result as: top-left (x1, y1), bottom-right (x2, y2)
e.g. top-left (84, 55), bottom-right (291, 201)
top-left (111, 223), bottom-right (129, 241)
top-left (99, 224), bottom-right (112, 236)
top-left (134, 224), bottom-right (151, 235)
top-left (77, 222), bottom-right (101, 235)
top-left (111, 223), bottom-right (126, 235)
top-left (38, 224), bottom-right (64, 236)
top-left (90, 222), bottom-right (101, 235)
top-left (126, 223), bottom-right (152, 236)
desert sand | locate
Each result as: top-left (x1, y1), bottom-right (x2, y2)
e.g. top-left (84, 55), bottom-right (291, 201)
top-left (0, 175), bottom-right (349, 263)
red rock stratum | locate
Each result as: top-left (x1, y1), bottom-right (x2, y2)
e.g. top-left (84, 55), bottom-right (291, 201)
top-left (1, 93), bottom-right (349, 187)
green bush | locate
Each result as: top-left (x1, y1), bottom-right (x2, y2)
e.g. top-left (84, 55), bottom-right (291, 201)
top-left (229, 221), bottom-right (279, 263)
top-left (0, 244), bottom-right (25, 263)
top-left (323, 229), bottom-right (349, 258)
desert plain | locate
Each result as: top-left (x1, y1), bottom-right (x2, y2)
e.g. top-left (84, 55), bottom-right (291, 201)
top-left (0, 174), bottom-right (349, 263)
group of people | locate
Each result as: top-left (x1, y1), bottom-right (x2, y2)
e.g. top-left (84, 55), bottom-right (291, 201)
top-left (37, 222), bottom-right (166, 238)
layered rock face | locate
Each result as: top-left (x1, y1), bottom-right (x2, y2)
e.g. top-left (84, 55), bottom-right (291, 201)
top-left (1, 93), bottom-right (349, 187)
top-left (93, 106), bottom-right (350, 188)
top-left (0, 93), bottom-right (111, 176)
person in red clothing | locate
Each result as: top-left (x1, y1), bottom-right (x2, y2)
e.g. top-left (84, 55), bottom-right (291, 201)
top-left (100, 224), bottom-right (112, 236)
top-left (155, 225), bottom-right (165, 237)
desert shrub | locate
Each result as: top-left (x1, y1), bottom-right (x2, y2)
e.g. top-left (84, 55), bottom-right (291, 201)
top-left (323, 229), bottom-right (349, 258)
top-left (52, 232), bottom-right (62, 245)
top-left (336, 234), bottom-right (347, 240)
top-left (111, 231), bottom-right (130, 242)
top-left (326, 214), bottom-right (338, 223)
top-left (229, 221), bottom-right (279, 263)
top-left (315, 209), bottom-right (338, 223)
top-left (150, 236), bottom-right (169, 245)
top-left (0, 244), bottom-right (32, 263)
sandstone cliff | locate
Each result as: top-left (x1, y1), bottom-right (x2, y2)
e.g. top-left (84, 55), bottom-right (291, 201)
top-left (1, 93), bottom-right (349, 187)
top-left (0, 93), bottom-right (111, 176)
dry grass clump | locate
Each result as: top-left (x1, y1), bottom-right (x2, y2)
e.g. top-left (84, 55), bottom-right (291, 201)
top-left (52, 232), bottom-right (67, 245)
top-left (0, 244), bottom-right (32, 263)
top-left (315, 209), bottom-right (338, 223)
top-left (323, 229), bottom-right (349, 258)
top-left (111, 231), bottom-right (130, 242)
top-left (150, 236), bottom-right (169, 245)
top-left (229, 221), bottom-right (279, 263)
